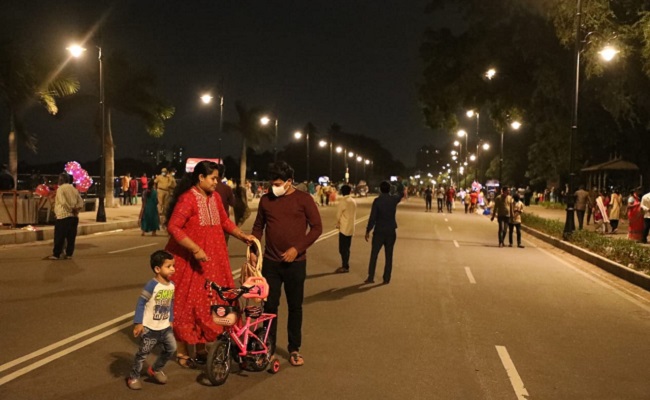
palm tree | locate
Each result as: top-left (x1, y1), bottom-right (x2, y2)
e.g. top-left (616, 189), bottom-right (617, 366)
top-left (0, 41), bottom-right (80, 185)
top-left (102, 52), bottom-right (174, 207)
top-left (223, 101), bottom-right (274, 185)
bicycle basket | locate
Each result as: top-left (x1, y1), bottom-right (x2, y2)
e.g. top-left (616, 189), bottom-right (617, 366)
top-left (211, 305), bottom-right (238, 326)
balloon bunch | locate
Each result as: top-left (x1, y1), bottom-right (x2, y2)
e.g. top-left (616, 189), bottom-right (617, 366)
top-left (64, 161), bottom-right (94, 193)
top-left (34, 184), bottom-right (51, 197)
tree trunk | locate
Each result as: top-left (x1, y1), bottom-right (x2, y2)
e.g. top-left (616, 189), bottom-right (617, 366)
top-left (240, 138), bottom-right (247, 186)
top-left (8, 112), bottom-right (17, 188)
top-left (105, 109), bottom-right (116, 207)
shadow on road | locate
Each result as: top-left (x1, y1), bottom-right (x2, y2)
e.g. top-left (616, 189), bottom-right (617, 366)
top-left (304, 283), bottom-right (375, 305)
top-left (306, 271), bottom-right (337, 280)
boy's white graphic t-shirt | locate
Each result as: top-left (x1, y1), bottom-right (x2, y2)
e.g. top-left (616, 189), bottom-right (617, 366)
top-left (134, 279), bottom-right (175, 331)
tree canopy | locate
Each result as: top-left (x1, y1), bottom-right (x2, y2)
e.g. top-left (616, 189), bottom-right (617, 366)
top-left (420, 0), bottom-right (650, 188)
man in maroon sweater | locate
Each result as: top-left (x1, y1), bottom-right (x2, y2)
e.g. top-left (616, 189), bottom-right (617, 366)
top-left (251, 161), bottom-right (322, 367)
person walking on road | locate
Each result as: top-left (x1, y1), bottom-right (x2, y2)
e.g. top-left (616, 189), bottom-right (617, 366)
top-left (127, 250), bottom-right (176, 390)
top-left (121, 173), bottom-right (132, 205)
top-left (155, 168), bottom-right (176, 224)
top-left (139, 179), bottom-right (160, 236)
top-left (491, 186), bottom-right (511, 248)
top-left (364, 180), bottom-right (405, 284)
top-left (164, 160), bottom-right (255, 368)
top-left (641, 189), bottom-right (650, 244)
top-left (436, 186), bottom-right (445, 213)
top-left (586, 187), bottom-right (597, 225)
top-left (46, 173), bottom-right (84, 260)
top-left (445, 186), bottom-right (456, 213)
top-left (335, 184), bottom-right (356, 273)
top-left (508, 193), bottom-right (525, 248)
top-left (251, 161), bottom-right (323, 367)
top-left (424, 185), bottom-right (433, 212)
top-left (574, 185), bottom-right (591, 230)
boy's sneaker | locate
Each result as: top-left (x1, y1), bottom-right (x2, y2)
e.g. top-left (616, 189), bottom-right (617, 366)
top-left (147, 366), bottom-right (168, 384)
top-left (126, 378), bottom-right (142, 390)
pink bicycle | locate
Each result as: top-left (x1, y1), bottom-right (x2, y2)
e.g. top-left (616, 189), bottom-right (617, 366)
top-left (204, 276), bottom-right (280, 386)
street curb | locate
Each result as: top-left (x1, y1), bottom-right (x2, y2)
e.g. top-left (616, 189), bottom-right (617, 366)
top-left (0, 220), bottom-right (139, 246)
top-left (521, 225), bottom-right (650, 291)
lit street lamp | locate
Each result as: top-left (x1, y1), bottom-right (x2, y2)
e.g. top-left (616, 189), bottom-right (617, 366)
top-left (473, 141), bottom-right (490, 183)
top-left (200, 93), bottom-right (224, 161)
top-left (68, 44), bottom-right (106, 222)
top-left (294, 131), bottom-right (310, 181)
top-left (319, 139), bottom-right (333, 179)
top-left (457, 129), bottom-right (468, 163)
top-left (336, 146), bottom-right (350, 183)
top-left (563, 0), bottom-right (619, 239)
top-left (485, 68), bottom-right (496, 80)
top-left (260, 116), bottom-right (279, 161)
top-left (499, 120), bottom-right (521, 185)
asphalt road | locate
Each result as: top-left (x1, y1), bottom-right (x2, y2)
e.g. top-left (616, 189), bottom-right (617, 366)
top-left (1, 197), bottom-right (650, 400)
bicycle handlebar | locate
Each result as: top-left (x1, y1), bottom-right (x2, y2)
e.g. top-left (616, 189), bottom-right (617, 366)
top-left (205, 280), bottom-right (253, 302)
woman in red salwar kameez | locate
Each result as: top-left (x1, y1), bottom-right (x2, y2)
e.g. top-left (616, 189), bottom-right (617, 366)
top-left (164, 160), bottom-right (255, 367)
top-left (627, 187), bottom-right (644, 241)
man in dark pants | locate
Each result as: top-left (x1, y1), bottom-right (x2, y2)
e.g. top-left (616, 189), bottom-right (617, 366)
top-left (335, 185), bottom-right (356, 273)
top-left (46, 173), bottom-right (84, 260)
top-left (251, 161), bottom-right (322, 367)
top-left (491, 186), bottom-right (512, 248)
top-left (364, 180), bottom-right (405, 284)
top-left (574, 185), bottom-right (590, 230)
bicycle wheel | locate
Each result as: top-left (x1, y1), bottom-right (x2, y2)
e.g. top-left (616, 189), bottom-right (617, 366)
top-left (244, 327), bottom-right (271, 372)
top-left (206, 338), bottom-right (231, 386)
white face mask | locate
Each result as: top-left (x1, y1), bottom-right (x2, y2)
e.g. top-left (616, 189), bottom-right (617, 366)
top-left (272, 180), bottom-right (290, 197)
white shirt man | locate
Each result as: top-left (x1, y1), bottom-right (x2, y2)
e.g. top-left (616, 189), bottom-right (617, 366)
top-left (335, 185), bottom-right (357, 273)
top-left (641, 191), bottom-right (650, 244)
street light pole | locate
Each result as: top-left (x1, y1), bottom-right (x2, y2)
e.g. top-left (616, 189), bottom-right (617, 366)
top-left (274, 119), bottom-right (278, 162)
top-left (219, 95), bottom-right (224, 161)
top-left (97, 46), bottom-right (106, 222)
top-left (499, 128), bottom-right (504, 185)
top-left (563, 0), bottom-right (583, 239)
top-left (306, 131), bottom-right (310, 181)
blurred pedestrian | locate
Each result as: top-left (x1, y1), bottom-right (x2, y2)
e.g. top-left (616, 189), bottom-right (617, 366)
top-left (250, 161), bottom-right (323, 366)
top-left (127, 250), bottom-right (176, 390)
top-left (232, 179), bottom-right (250, 227)
top-left (586, 187), bottom-right (597, 225)
top-left (155, 168), bottom-right (176, 223)
top-left (491, 186), bottom-right (511, 248)
top-left (642, 189), bottom-right (650, 244)
top-left (627, 187), bottom-right (644, 241)
top-left (164, 160), bottom-right (255, 368)
top-left (574, 185), bottom-right (590, 230)
top-left (46, 173), bottom-right (84, 260)
top-left (215, 164), bottom-right (235, 242)
top-left (130, 175), bottom-right (139, 205)
top-left (436, 186), bottom-right (444, 213)
top-left (424, 185), bottom-right (432, 212)
top-left (593, 190), bottom-right (610, 234)
top-left (139, 179), bottom-right (159, 236)
top-left (365, 180), bottom-right (405, 284)
top-left (508, 193), bottom-right (525, 248)
top-left (609, 188), bottom-right (622, 234)
top-left (445, 186), bottom-right (455, 213)
top-left (122, 173), bottom-right (132, 205)
top-left (335, 185), bottom-right (356, 273)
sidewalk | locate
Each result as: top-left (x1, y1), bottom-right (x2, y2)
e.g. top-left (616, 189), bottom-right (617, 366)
top-left (0, 197), bottom-right (261, 246)
top-left (525, 204), bottom-right (629, 238)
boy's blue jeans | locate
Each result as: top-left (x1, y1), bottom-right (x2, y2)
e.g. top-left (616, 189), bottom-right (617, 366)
top-left (130, 326), bottom-right (176, 380)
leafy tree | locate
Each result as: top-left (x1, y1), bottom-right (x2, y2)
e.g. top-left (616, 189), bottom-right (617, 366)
top-left (0, 41), bottom-right (80, 185)
top-left (223, 101), bottom-right (275, 185)
top-left (101, 52), bottom-right (174, 206)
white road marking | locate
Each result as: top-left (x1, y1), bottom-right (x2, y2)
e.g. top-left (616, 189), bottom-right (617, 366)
top-left (108, 243), bottom-right (158, 254)
top-left (1, 213), bottom-right (373, 383)
top-left (92, 229), bottom-right (124, 236)
top-left (453, 240), bottom-right (460, 248)
top-left (448, 226), bottom-right (452, 231)
top-left (496, 345), bottom-right (530, 400)
top-left (0, 312), bottom-right (134, 374)
top-left (0, 320), bottom-right (132, 386)
top-left (464, 267), bottom-right (476, 284)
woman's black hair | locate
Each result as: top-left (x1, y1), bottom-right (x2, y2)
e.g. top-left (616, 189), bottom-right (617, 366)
top-left (164, 160), bottom-right (219, 225)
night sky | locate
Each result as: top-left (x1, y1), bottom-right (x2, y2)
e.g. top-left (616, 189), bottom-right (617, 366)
top-left (3, 1), bottom-right (454, 170)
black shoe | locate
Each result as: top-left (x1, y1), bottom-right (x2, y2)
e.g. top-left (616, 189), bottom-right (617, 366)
top-left (498, 243), bottom-right (504, 248)
top-left (517, 245), bottom-right (525, 248)
top-left (382, 280), bottom-right (390, 285)
top-left (363, 278), bottom-right (374, 284)
top-left (508, 244), bottom-right (513, 247)
top-left (335, 267), bottom-right (349, 273)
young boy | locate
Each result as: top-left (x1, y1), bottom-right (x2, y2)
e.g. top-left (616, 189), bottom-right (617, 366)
top-left (127, 250), bottom-right (176, 390)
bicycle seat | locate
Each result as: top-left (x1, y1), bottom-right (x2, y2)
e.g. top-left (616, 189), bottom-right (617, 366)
top-left (242, 277), bottom-right (269, 300)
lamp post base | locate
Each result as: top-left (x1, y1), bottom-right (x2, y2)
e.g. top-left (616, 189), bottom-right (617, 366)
top-left (96, 197), bottom-right (107, 222)
top-left (563, 204), bottom-right (575, 240)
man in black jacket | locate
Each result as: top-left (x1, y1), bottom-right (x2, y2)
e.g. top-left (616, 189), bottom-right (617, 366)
top-left (364, 180), bottom-right (404, 284)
